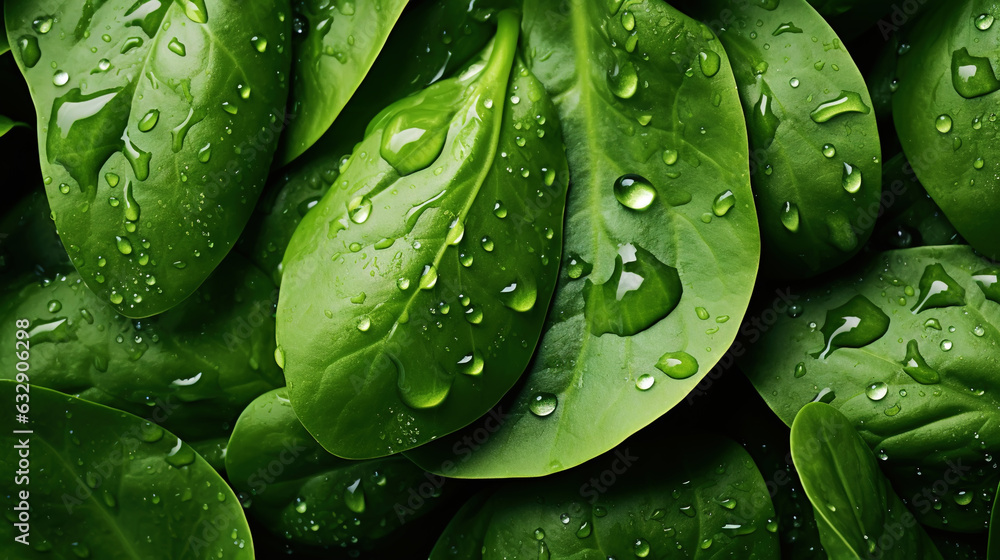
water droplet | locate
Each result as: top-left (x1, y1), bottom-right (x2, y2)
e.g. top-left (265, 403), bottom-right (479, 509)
top-left (17, 36), bottom-right (41, 68)
top-left (493, 200), bottom-right (508, 218)
top-left (500, 280), bottom-right (537, 312)
top-left (608, 61), bottom-right (638, 99)
top-left (772, 21), bottom-right (802, 35)
top-left (974, 325), bottom-right (986, 337)
top-left (974, 157), bottom-right (985, 169)
top-left (621, 9), bottom-right (635, 31)
top-left (419, 265), bottom-right (438, 290)
top-left (380, 107), bottom-right (451, 176)
top-left (613, 174), bottom-right (656, 210)
top-left (529, 393), bottom-right (557, 417)
top-left (911, 263), bottom-right (965, 313)
top-left (662, 149), bottom-right (678, 165)
top-left (633, 538), bottom-right (650, 557)
top-left (842, 162), bottom-right (862, 193)
top-left (712, 190), bottom-right (735, 216)
top-left (534, 528), bottom-right (545, 540)
top-left (812, 295), bottom-right (890, 360)
top-left (977, 13), bottom-right (995, 30)
top-left (122, 180), bottom-right (140, 222)
top-left (940, 339), bottom-right (953, 351)
top-left (699, 50), bottom-right (721, 77)
top-left (951, 48), bottom-right (1000, 99)
top-left (481, 236), bottom-right (494, 252)
top-left (168, 38), bottom-right (186, 56)
top-left (198, 143), bottom-right (212, 163)
top-left (348, 196), bottom-right (372, 224)
top-left (222, 102), bottom-right (238, 115)
top-left (902, 339), bottom-right (940, 384)
top-left (655, 350), bottom-right (699, 379)
top-left (809, 91), bottom-right (871, 123)
top-left (32, 16), bottom-right (54, 34)
top-left (344, 478), bottom-right (366, 513)
top-left (790, 77), bottom-right (800, 88)
top-left (138, 109), bottom-right (159, 132)
top-left (935, 114), bottom-right (954, 133)
top-left (584, 244), bottom-right (682, 336)
top-left (822, 143), bottom-right (836, 158)
top-left (636, 373), bottom-right (655, 390)
top-left (356, 316), bottom-right (371, 332)
top-left (179, 0), bottom-right (208, 23)
top-left (750, 83), bottom-right (781, 148)
top-left (866, 382), bottom-right (888, 401)
top-left (115, 236), bottom-right (133, 255)
top-left (457, 352), bottom-right (484, 376)
top-left (781, 201), bottom-right (800, 232)
top-left (53, 71), bottom-right (70, 86)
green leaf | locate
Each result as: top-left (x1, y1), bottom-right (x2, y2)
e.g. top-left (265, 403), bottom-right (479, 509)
top-left (0, 114), bottom-right (27, 136)
top-left (226, 388), bottom-right (453, 553)
top-left (742, 245), bottom-right (1000, 531)
top-left (276, 0), bottom-right (409, 164)
top-left (242, 0), bottom-right (511, 285)
top-left (429, 437), bottom-right (779, 559)
top-left (0, 381), bottom-right (253, 559)
top-left (689, 0), bottom-right (881, 278)
top-left (277, 11), bottom-right (570, 458)
top-left (893, 0), bottom-right (1000, 262)
top-left (791, 402), bottom-right (943, 560)
top-left (0, 254), bottom-right (282, 442)
top-left (407, 0), bottom-right (759, 478)
top-left (6, 0), bottom-right (291, 317)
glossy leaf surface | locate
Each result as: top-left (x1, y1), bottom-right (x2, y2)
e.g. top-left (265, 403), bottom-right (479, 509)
top-left (430, 437), bottom-right (779, 559)
top-left (893, 0), bottom-right (1000, 261)
top-left (277, 0), bottom-right (409, 163)
top-left (227, 388), bottom-right (451, 553)
top-left (0, 382), bottom-right (253, 559)
top-left (278, 11), bottom-right (569, 458)
top-left (408, 0), bottom-right (759, 477)
top-left (791, 402), bottom-right (943, 559)
top-left (6, 0), bottom-right (291, 317)
top-left (692, 0), bottom-right (881, 278)
top-left (0, 255), bottom-right (282, 442)
top-left (743, 246), bottom-right (1000, 531)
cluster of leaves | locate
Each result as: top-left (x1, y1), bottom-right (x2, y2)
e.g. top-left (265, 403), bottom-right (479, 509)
top-left (0, 0), bottom-right (997, 558)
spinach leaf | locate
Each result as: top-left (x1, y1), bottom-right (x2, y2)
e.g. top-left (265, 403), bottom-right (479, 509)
top-left (6, 0), bottom-right (291, 318)
top-left (276, 0), bottom-right (409, 164)
top-left (429, 437), bottom-right (779, 559)
top-left (278, 11), bottom-right (569, 458)
top-left (0, 254), bottom-right (282, 442)
top-left (791, 402), bottom-right (943, 559)
top-left (227, 388), bottom-right (455, 554)
top-left (688, 0), bottom-right (881, 278)
top-left (0, 114), bottom-right (26, 137)
top-left (742, 245), bottom-right (1000, 531)
top-left (893, 0), bottom-right (1000, 262)
top-left (0, 381), bottom-right (253, 559)
top-left (407, 0), bottom-right (759, 477)
top-left (243, 0), bottom-right (512, 284)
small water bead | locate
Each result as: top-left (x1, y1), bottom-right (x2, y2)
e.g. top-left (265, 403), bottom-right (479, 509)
top-left (534, 528), bottom-right (545, 540)
top-left (866, 382), bottom-right (888, 401)
top-left (493, 200), bottom-right (508, 218)
top-left (53, 70), bottom-right (70, 86)
top-left (608, 61), bottom-right (639, 99)
top-left (977, 13), bottom-right (995, 30)
top-left (712, 190), bottom-right (735, 216)
top-left (655, 351), bottom-right (699, 379)
top-left (356, 316), bottom-right (372, 332)
top-left (238, 83), bottom-right (251, 100)
top-left (941, 340), bottom-right (953, 351)
top-left (168, 38), bottom-right (186, 56)
top-left (116, 236), bottom-right (133, 255)
top-left (252, 35), bottom-right (267, 52)
top-left (348, 196), bottom-right (372, 224)
top-left (636, 373), bottom-right (655, 390)
top-left (822, 144), bottom-right (836, 158)
top-left (418, 265), bottom-right (438, 289)
top-left (614, 174), bottom-right (657, 210)
top-left (842, 162), bottom-right (862, 193)
top-left (633, 538), bottom-right (651, 557)
top-left (662, 149), bottom-right (678, 165)
top-left (198, 144), bottom-right (212, 163)
top-left (59, 183), bottom-right (71, 194)
top-left (794, 362), bottom-right (807, 378)
top-left (954, 491), bottom-right (974, 506)
top-left (809, 91), bottom-right (871, 123)
top-left (974, 157), bottom-right (985, 169)
top-left (936, 114), bottom-right (953, 133)
top-left (781, 201), bottom-right (800, 232)
top-left (138, 109), bottom-right (159, 132)
top-left (222, 102), bottom-right (238, 115)
top-left (481, 236), bottom-right (495, 252)
top-left (789, 77), bottom-right (800, 88)
top-left (974, 325), bottom-right (986, 337)
top-left (699, 50), bottom-right (721, 77)
top-left (529, 393), bottom-right (557, 417)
